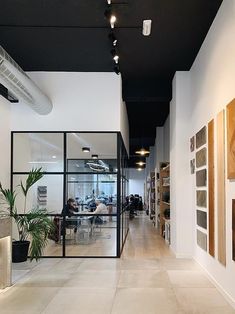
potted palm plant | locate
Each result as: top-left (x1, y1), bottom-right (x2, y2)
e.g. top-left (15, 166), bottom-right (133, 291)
top-left (0, 168), bottom-right (55, 262)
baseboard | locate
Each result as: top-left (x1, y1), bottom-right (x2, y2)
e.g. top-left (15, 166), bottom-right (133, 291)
top-left (193, 258), bottom-right (235, 309)
top-left (175, 253), bottom-right (193, 258)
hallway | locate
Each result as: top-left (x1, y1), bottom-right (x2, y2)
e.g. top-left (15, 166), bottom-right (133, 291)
top-left (0, 214), bottom-right (234, 313)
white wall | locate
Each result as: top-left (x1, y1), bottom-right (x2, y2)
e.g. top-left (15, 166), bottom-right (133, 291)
top-left (128, 168), bottom-right (145, 197)
top-left (10, 72), bottom-right (129, 151)
top-left (190, 0), bottom-right (235, 305)
top-left (170, 0), bottom-right (235, 305)
top-left (0, 97), bottom-right (11, 187)
top-left (163, 115), bottom-right (170, 161)
top-left (170, 72), bottom-right (193, 257)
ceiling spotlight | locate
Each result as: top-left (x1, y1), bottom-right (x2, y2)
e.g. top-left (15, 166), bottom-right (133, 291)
top-left (142, 19), bottom-right (152, 36)
top-left (114, 65), bottom-right (120, 75)
top-left (109, 32), bottom-right (117, 46)
top-left (52, 155), bottom-right (57, 159)
top-left (111, 49), bottom-right (119, 64)
top-left (137, 167), bottom-right (143, 171)
top-left (107, 0), bottom-right (111, 4)
top-left (82, 147), bottom-right (90, 153)
top-left (92, 154), bottom-right (98, 159)
top-left (136, 161), bottom-right (146, 166)
top-left (104, 9), bottom-right (117, 28)
top-left (135, 148), bottom-right (150, 155)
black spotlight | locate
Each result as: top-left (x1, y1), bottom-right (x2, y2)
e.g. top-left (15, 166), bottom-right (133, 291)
top-left (114, 64), bottom-right (120, 75)
top-left (109, 32), bottom-right (117, 46)
top-left (111, 48), bottom-right (119, 64)
top-left (104, 8), bottom-right (116, 28)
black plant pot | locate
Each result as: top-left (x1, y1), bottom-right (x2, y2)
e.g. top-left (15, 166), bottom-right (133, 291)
top-left (12, 241), bottom-right (30, 263)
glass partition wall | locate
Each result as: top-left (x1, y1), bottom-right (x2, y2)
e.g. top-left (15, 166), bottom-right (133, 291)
top-left (11, 132), bottom-right (128, 257)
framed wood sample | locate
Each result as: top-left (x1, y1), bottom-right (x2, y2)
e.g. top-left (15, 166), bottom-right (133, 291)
top-left (217, 110), bottom-right (226, 266)
top-left (196, 169), bottom-right (207, 187)
top-left (208, 119), bottom-right (215, 257)
top-left (196, 126), bottom-right (206, 149)
top-left (226, 98), bottom-right (235, 179)
top-left (190, 136), bottom-right (195, 152)
top-left (197, 229), bottom-right (207, 251)
top-left (190, 159), bottom-right (195, 174)
top-left (196, 190), bottom-right (207, 208)
top-left (197, 210), bottom-right (207, 229)
top-left (196, 147), bottom-right (207, 168)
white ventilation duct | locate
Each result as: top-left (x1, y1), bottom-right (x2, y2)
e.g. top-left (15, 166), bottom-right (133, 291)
top-left (0, 46), bottom-right (52, 115)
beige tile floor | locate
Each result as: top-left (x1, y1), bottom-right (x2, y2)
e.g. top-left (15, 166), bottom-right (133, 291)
top-left (0, 213), bottom-right (234, 313)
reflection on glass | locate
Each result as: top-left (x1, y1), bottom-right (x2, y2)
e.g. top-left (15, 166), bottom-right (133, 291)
top-left (67, 174), bottom-right (117, 212)
top-left (67, 159), bottom-right (117, 173)
top-left (13, 133), bottom-right (64, 172)
top-left (12, 175), bottom-right (63, 214)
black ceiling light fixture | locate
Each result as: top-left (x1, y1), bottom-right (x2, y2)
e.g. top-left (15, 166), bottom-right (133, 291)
top-left (114, 64), bottom-right (120, 75)
top-left (104, 8), bottom-right (117, 29)
top-left (109, 32), bottom-right (118, 46)
top-left (111, 48), bottom-right (119, 64)
top-left (92, 154), bottom-right (98, 159)
top-left (82, 147), bottom-right (90, 153)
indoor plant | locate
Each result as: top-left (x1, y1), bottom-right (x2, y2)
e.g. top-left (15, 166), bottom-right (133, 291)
top-left (0, 168), bottom-right (54, 262)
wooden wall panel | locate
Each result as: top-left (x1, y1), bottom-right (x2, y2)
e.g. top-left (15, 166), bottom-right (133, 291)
top-left (233, 200), bottom-right (235, 261)
top-left (208, 119), bottom-right (215, 257)
top-left (226, 98), bottom-right (235, 179)
top-left (217, 110), bottom-right (226, 266)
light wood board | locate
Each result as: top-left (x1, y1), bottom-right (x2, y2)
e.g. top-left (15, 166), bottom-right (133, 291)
top-left (217, 110), bottom-right (226, 266)
top-left (233, 200), bottom-right (235, 261)
top-left (226, 98), bottom-right (235, 179)
top-left (208, 119), bottom-right (215, 257)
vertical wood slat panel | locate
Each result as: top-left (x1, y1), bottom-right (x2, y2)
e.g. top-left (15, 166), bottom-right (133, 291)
top-left (233, 200), bottom-right (235, 261)
top-left (226, 98), bottom-right (235, 179)
top-left (217, 110), bottom-right (226, 266)
top-left (208, 119), bottom-right (215, 257)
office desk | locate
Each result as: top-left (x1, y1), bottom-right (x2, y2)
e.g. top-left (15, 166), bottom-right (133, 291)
top-left (58, 215), bottom-right (94, 244)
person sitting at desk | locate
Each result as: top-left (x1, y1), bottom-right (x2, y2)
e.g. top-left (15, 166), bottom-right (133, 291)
top-left (86, 200), bottom-right (108, 224)
top-left (61, 198), bottom-right (79, 235)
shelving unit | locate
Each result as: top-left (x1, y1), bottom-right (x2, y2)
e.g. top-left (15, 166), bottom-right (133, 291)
top-left (149, 171), bottom-right (156, 225)
top-left (159, 162), bottom-right (170, 242)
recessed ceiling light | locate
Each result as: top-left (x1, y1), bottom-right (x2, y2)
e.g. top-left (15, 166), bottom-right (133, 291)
top-left (107, 0), bottom-right (111, 4)
top-left (52, 155), bottom-right (56, 159)
top-left (82, 147), bottom-right (90, 153)
top-left (92, 154), bottom-right (98, 159)
top-left (135, 148), bottom-right (150, 155)
top-left (137, 167), bottom-right (143, 171)
top-left (142, 19), bottom-right (152, 36)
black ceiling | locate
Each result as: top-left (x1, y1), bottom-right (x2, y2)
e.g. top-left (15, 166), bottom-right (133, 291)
top-left (0, 0), bottom-right (222, 167)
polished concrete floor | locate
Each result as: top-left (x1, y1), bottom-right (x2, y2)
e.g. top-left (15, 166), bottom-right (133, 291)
top-left (0, 213), bottom-right (234, 313)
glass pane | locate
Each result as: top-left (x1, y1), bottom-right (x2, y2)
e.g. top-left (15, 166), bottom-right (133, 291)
top-left (67, 133), bottom-right (117, 173)
top-left (66, 174), bottom-right (117, 210)
top-left (12, 174), bottom-right (63, 215)
top-left (64, 214), bottom-right (117, 256)
top-left (13, 133), bottom-right (63, 172)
